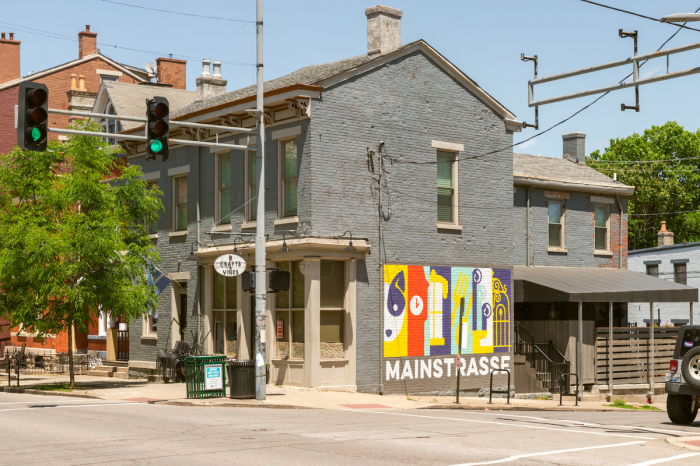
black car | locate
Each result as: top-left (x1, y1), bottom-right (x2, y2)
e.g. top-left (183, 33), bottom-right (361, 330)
top-left (665, 325), bottom-right (700, 425)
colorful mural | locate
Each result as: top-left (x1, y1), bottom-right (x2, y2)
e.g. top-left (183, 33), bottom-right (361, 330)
top-left (383, 266), bottom-right (511, 358)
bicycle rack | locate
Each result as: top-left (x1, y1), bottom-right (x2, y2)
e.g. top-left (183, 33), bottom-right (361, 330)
top-left (559, 372), bottom-right (579, 406)
top-left (488, 369), bottom-right (511, 404)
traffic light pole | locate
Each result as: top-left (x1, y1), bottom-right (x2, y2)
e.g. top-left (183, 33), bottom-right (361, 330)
top-left (253, 0), bottom-right (267, 401)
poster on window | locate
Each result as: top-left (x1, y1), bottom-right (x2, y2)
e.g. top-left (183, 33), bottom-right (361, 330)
top-left (277, 321), bottom-right (284, 339)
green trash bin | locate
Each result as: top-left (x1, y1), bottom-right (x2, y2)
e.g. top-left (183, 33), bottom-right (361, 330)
top-left (184, 355), bottom-right (227, 399)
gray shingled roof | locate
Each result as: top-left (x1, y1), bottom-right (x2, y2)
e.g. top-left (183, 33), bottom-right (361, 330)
top-left (169, 49), bottom-right (384, 119)
top-left (103, 81), bottom-right (195, 130)
top-left (513, 152), bottom-right (628, 188)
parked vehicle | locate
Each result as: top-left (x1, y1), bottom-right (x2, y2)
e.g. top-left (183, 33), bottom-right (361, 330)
top-left (665, 325), bottom-right (700, 424)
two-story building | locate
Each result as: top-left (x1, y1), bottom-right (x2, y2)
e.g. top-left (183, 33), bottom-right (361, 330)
top-left (119, 5), bottom-right (522, 395)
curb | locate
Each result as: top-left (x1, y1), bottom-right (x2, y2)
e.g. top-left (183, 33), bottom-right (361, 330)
top-left (667, 436), bottom-right (700, 452)
top-left (159, 400), bottom-right (313, 409)
top-left (420, 404), bottom-right (663, 413)
top-left (0, 386), bottom-right (102, 400)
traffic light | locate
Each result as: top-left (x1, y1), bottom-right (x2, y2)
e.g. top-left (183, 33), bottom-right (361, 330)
top-left (146, 97), bottom-right (169, 161)
top-left (17, 82), bottom-right (48, 151)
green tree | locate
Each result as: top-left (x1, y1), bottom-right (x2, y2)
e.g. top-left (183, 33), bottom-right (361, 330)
top-left (0, 121), bottom-right (162, 387)
top-left (589, 121), bottom-right (700, 250)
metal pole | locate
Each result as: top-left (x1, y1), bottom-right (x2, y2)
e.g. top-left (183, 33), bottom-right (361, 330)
top-left (378, 149), bottom-right (384, 395)
top-left (608, 302), bottom-right (613, 398)
top-left (649, 302), bottom-right (655, 396)
top-left (456, 297), bottom-right (465, 404)
top-left (254, 0), bottom-right (267, 401)
top-left (577, 301), bottom-right (583, 399)
top-left (691, 302), bottom-right (694, 325)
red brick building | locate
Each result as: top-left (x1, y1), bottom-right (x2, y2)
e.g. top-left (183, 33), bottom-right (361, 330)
top-left (0, 25), bottom-right (186, 357)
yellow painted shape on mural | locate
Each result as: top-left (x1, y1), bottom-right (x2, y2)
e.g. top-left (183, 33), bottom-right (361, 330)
top-left (471, 330), bottom-right (493, 354)
top-left (384, 265), bottom-right (408, 357)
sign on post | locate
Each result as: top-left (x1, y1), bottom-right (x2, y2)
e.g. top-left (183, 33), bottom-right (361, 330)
top-left (204, 364), bottom-right (223, 391)
top-left (214, 254), bottom-right (246, 277)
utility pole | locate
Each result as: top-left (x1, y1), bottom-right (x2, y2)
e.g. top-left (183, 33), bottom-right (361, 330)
top-left (254, 0), bottom-right (267, 400)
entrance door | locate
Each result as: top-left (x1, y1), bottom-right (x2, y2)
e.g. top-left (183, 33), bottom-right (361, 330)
top-left (179, 293), bottom-right (188, 341)
top-left (117, 317), bottom-right (129, 361)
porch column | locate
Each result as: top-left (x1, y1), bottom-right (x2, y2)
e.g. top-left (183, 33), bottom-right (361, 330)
top-left (649, 302), bottom-right (654, 396)
top-left (304, 257), bottom-right (321, 388)
top-left (577, 301), bottom-right (583, 398)
top-left (608, 302), bottom-right (613, 397)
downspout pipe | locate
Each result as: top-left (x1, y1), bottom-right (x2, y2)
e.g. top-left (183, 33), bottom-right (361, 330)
top-left (525, 186), bottom-right (531, 266)
top-left (615, 194), bottom-right (623, 269)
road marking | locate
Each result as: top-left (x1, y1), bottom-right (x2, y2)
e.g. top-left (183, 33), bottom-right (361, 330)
top-left (342, 410), bottom-right (658, 440)
top-left (456, 411), bottom-right (699, 435)
top-left (0, 402), bottom-right (137, 412)
top-left (0, 399), bottom-right (95, 405)
top-left (627, 452), bottom-right (700, 465)
top-left (450, 441), bottom-right (646, 465)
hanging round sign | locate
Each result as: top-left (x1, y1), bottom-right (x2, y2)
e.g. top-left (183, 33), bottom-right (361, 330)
top-left (214, 254), bottom-right (246, 277)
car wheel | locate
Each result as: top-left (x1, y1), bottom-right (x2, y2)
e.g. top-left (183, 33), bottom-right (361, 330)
top-left (681, 346), bottom-right (700, 390)
top-left (667, 393), bottom-right (698, 425)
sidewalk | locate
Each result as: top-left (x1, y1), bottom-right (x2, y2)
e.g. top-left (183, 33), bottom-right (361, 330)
top-left (0, 373), bottom-right (667, 412)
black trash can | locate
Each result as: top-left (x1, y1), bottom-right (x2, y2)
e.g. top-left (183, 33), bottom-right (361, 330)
top-left (228, 359), bottom-right (255, 399)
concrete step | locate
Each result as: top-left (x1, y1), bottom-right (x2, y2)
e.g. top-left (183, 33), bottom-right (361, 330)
top-left (92, 365), bottom-right (128, 373)
top-left (88, 370), bottom-right (128, 379)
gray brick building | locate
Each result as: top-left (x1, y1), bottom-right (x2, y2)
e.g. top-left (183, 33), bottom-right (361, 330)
top-left (119, 5), bottom-right (522, 395)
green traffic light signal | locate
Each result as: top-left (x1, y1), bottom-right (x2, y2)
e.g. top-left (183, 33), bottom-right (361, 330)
top-left (150, 140), bottom-right (163, 153)
top-left (31, 127), bottom-right (41, 142)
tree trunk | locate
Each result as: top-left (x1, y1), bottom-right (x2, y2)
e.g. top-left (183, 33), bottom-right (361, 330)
top-left (68, 324), bottom-right (75, 388)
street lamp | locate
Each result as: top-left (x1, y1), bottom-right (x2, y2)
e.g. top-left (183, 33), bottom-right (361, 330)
top-left (660, 13), bottom-right (700, 23)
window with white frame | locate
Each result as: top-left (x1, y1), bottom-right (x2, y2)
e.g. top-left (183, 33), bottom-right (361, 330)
top-left (548, 201), bottom-right (564, 248)
top-left (213, 274), bottom-right (238, 357)
top-left (437, 150), bottom-right (457, 224)
top-left (275, 261), bottom-right (305, 359)
top-left (173, 176), bottom-right (187, 231)
top-left (280, 139), bottom-right (298, 218)
top-left (320, 261), bottom-right (345, 359)
top-left (246, 149), bottom-right (257, 222)
top-left (217, 153), bottom-right (231, 225)
top-left (594, 205), bottom-right (610, 251)
top-left (144, 313), bottom-right (158, 336)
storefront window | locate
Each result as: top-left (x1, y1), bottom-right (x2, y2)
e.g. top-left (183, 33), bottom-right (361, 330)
top-left (276, 261), bottom-right (305, 359)
top-left (320, 261), bottom-right (345, 359)
top-left (213, 274), bottom-right (238, 358)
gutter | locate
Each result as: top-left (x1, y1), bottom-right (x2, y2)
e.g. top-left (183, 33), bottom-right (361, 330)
top-left (514, 176), bottom-right (635, 196)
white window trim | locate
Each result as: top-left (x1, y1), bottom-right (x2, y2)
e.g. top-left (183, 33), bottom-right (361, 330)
top-left (143, 314), bottom-right (158, 339)
top-left (215, 152), bottom-right (231, 227)
top-left (278, 137), bottom-right (298, 219)
top-left (436, 150), bottom-right (460, 229)
top-left (172, 175), bottom-right (188, 232)
top-left (244, 146), bottom-right (257, 223)
top-left (594, 204), bottom-right (611, 254)
top-left (319, 260), bottom-right (349, 360)
top-left (547, 200), bottom-right (566, 252)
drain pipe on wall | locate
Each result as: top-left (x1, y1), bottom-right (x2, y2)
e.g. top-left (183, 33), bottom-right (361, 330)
top-left (525, 186), bottom-right (531, 266)
top-left (615, 194), bottom-right (623, 270)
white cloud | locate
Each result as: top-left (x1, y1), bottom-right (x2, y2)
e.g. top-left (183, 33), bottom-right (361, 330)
top-left (641, 65), bottom-right (662, 79)
top-left (517, 138), bottom-right (537, 149)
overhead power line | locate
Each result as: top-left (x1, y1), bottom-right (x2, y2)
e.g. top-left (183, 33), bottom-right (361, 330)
top-left (630, 209), bottom-right (700, 216)
top-left (579, 0), bottom-right (700, 32)
top-left (98, 0), bottom-right (255, 23)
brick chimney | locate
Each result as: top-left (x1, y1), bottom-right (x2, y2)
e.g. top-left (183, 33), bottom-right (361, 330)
top-left (658, 221), bottom-right (674, 247)
top-left (156, 57), bottom-right (187, 90)
top-left (0, 32), bottom-right (21, 84)
top-left (562, 132), bottom-right (586, 165)
top-left (195, 59), bottom-right (227, 101)
top-left (365, 5), bottom-right (402, 57)
top-left (78, 25), bottom-right (97, 58)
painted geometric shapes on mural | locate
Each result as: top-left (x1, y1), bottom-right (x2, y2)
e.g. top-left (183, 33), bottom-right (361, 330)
top-left (383, 265), bottom-right (512, 358)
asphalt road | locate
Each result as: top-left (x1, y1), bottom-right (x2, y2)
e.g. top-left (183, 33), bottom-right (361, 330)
top-left (1, 392), bottom-right (700, 465)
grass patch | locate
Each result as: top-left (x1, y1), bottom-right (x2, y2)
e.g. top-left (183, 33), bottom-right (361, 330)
top-left (604, 398), bottom-right (660, 410)
top-left (31, 383), bottom-right (73, 392)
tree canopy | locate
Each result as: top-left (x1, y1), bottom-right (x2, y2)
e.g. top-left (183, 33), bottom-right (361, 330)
top-left (0, 121), bottom-right (162, 385)
top-left (589, 121), bottom-right (700, 250)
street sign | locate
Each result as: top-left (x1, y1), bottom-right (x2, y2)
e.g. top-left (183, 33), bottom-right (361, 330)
top-left (204, 364), bottom-right (223, 391)
top-left (214, 254), bottom-right (246, 277)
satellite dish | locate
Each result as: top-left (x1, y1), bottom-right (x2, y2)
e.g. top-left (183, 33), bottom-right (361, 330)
top-left (145, 62), bottom-right (157, 75)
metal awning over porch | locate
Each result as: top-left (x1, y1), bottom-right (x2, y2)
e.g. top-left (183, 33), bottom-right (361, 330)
top-left (514, 266), bottom-right (698, 303)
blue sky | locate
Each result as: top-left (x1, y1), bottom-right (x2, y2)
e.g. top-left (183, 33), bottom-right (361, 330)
top-left (4, 0), bottom-right (700, 159)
